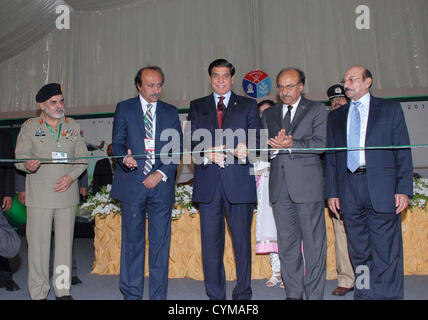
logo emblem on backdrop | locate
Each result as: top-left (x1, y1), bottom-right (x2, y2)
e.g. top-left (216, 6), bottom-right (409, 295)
top-left (242, 70), bottom-right (272, 98)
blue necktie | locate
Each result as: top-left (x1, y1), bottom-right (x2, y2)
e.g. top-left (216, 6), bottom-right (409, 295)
top-left (347, 101), bottom-right (362, 172)
top-left (143, 104), bottom-right (154, 176)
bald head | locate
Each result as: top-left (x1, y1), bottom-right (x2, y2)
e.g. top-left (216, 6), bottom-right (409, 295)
top-left (276, 68), bottom-right (305, 106)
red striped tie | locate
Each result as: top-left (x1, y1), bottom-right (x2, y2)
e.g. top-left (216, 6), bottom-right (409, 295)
top-left (217, 96), bottom-right (225, 129)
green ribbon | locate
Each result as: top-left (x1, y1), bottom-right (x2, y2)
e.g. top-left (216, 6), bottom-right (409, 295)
top-left (2, 144), bottom-right (428, 163)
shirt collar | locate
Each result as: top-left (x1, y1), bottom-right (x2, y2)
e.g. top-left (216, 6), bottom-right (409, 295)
top-left (213, 91), bottom-right (232, 108)
top-left (283, 95), bottom-right (301, 110)
top-left (353, 92), bottom-right (370, 108)
top-left (139, 94), bottom-right (157, 113)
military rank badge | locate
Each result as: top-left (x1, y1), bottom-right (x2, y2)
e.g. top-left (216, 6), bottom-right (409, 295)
top-left (62, 130), bottom-right (78, 137)
top-left (35, 128), bottom-right (46, 136)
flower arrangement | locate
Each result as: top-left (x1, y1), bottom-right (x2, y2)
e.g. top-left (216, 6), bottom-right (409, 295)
top-left (172, 184), bottom-right (198, 220)
top-left (409, 176), bottom-right (428, 209)
top-left (80, 184), bottom-right (121, 220)
top-left (80, 183), bottom-right (199, 220)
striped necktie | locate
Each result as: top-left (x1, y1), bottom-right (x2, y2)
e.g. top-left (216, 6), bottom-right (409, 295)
top-left (143, 104), bottom-right (154, 176)
top-left (347, 101), bottom-right (362, 172)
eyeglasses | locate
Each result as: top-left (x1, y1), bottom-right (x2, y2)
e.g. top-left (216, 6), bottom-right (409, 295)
top-left (277, 82), bottom-right (301, 91)
top-left (340, 77), bottom-right (361, 85)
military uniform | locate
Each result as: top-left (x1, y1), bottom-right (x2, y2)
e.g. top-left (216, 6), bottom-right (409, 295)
top-left (15, 113), bottom-right (88, 300)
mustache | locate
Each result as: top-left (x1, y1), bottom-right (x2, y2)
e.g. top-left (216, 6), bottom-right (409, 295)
top-left (150, 93), bottom-right (161, 98)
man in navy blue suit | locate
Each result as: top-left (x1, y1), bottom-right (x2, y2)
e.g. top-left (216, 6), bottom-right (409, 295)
top-left (325, 65), bottom-right (413, 299)
top-left (111, 66), bottom-right (182, 300)
top-left (188, 58), bottom-right (262, 300)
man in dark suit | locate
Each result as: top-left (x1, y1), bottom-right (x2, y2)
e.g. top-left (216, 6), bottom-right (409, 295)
top-left (0, 130), bottom-right (21, 292)
top-left (188, 58), bottom-right (262, 300)
top-left (92, 143), bottom-right (115, 194)
top-left (325, 65), bottom-right (413, 300)
top-left (111, 66), bottom-right (182, 300)
top-left (262, 68), bottom-right (328, 300)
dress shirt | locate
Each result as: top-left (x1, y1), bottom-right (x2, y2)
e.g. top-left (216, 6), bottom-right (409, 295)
top-left (347, 92), bottom-right (370, 167)
top-left (282, 96), bottom-right (301, 123)
top-left (134, 95), bottom-right (167, 181)
top-left (213, 91), bottom-right (232, 109)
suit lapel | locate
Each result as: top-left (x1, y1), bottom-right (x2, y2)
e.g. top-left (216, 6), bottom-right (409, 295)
top-left (155, 101), bottom-right (165, 157)
top-left (134, 96), bottom-right (146, 138)
top-left (289, 97), bottom-right (308, 135)
top-left (365, 95), bottom-right (381, 145)
top-left (338, 104), bottom-right (350, 146)
top-left (206, 94), bottom-right (219, 129)
top-left (222, 92), bottom-right (239, 128)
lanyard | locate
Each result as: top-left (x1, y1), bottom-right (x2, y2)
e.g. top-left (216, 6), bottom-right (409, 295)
top-left (45, 122), bottom-right (63, 148)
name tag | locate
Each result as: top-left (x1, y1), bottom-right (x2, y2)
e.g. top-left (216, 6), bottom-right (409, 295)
top-left (144, 139), bottom-right (155, 152)
top-left (52, 152), bottom-right (68, 163)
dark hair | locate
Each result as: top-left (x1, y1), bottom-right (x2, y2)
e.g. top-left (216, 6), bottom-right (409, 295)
top-left (362, 68), bottom-right (373, 88)
top-left (276, 67), bottom-right (306, 86)
top-left (208, 58), bottom-right (235, 77)
top-left (257, 99), bottom-right (275, 109)
top-left (134, 66), bottom-right (165, 90)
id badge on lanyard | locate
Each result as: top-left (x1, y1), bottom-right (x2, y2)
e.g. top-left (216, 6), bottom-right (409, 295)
top-left (52, 151), bottom-right (68, 163)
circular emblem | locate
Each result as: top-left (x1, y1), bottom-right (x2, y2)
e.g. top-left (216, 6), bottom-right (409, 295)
top-left (335, 87), bottom-right (342, 94)
top-left (242, 70), bottom-right (271, 98)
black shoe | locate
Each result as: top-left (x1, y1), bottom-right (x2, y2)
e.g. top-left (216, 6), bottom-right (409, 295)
top-left (56, 295), bottom-right (74, 300)
top-left (71, 276), bottom-right (82, 285)
top-left (0, 279), bottom-right (20, 291)
top-left (285, 297), bottom-right (303, 300)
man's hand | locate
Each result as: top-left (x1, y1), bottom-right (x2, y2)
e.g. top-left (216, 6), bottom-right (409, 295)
top-left (18, 192), bottom-right (26, 205)
top-left (54, 174), bottom-right (74, 193)
top-left (328, 198), bottom-right (341, 218)
top-left (233, 142), bottom-right (248, 160)
top-left (124, 149), bottom-right (138, 170)
top-left (24, 160), bottom-right (41, 172)
top-left (395, 194), bottom-right (409, 214)
top-left (268, 129), bottom-right (293, 149)
top-left (80, 187), bottom-right (88, 197)
top-left (143, 171), bottom-right (163, 189)
top-left (205, 145), bottom-right (227, 165)
top-left (1, 196), bottom-right (13, 211)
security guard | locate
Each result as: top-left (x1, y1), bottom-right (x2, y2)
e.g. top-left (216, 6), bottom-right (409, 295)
top-left (15, 83), bottom-right (88, 300)
top-left (326, 83), bottom-right (348, 110)
top-left (325, 83), bottom-right (354, 296)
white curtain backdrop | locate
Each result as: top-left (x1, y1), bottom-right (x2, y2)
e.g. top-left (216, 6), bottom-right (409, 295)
top-left (0, 0), bottom-right (427, 114)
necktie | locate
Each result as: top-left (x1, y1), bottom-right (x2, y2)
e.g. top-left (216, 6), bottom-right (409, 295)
top-left (347, 101), bottom-right (362, 172)
top-left (143, 104), bottom-right (154, 176)
top-left (217, 96), bottom-right (225, 129)
top-left (282, 105), bottom-right (293, 133)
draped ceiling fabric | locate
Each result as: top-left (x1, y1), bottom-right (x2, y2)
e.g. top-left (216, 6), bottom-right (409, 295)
top-left (0, 0), bottom-right (427, 114)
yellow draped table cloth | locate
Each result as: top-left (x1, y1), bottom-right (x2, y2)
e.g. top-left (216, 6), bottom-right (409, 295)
top-left (92, 208), bottom-right (428, 280)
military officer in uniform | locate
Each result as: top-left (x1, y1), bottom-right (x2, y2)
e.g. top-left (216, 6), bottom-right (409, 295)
top-left (15, 83), bottom-right (88, 300)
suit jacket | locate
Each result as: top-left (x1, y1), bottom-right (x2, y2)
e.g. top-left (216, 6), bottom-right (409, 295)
top-left (14, 114), bottom-right (88, 209)
top-left (111, 96), bottom-right (182, 204)
top-left (325, 95), bottom-right (413, 213)
top-left (188, 92), bottom-right (262, 204)
top-left (262, 97), bottom-right (328, 204)
top-left (0, 130), bottom-right (15, 199)
top-left (92, 158), bottom-right (113, 194)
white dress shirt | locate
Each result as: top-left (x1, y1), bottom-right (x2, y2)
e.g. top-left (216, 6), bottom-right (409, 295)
top-left (282, 96), bottom-right (301, 123)
top-left (347, 92), bottom-right (370, 167)
top-left (138, 95), bottom-right (167, 181)
top-left (213, 90), bottom-right (232, 109)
